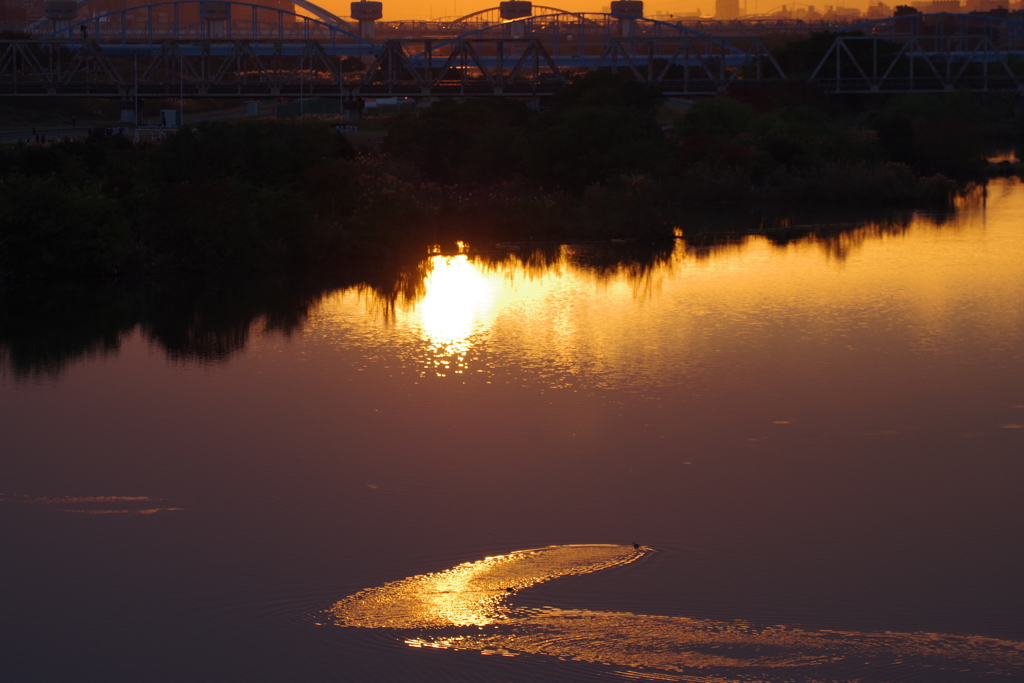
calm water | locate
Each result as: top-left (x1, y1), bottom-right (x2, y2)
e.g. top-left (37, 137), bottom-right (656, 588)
top-left (2, 182), bottom-right (1023, 683)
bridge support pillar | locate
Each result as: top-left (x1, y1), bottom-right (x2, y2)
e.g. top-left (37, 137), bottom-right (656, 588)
top-left (500, 1), bottom-right (531, 38)
top-left (610, 0), bottom-right (643, 37)
top-left (44, 0), bottom-right (77, 38)
top-left (343, 97), bottom-right (365, 122)
top-left (202, 3), bottom-right (229, 39)
top-left (351, 1), bottom-right (383, 40)
top-left (120, 100), bottom-right (137, 125)
top-left (502, 21), bottom-right (527, 39)
top-left (499, 1), bottom-right (531, 19)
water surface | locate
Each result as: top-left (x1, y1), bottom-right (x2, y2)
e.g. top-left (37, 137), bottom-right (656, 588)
top-left (2, 182), bottom-right (1022, 682)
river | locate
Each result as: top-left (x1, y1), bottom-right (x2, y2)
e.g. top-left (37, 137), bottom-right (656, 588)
top-left (1, 181), bottom-right (1022, 682)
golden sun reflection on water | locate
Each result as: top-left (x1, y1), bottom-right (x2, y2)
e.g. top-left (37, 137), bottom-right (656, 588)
top-left (415, 255), bottom-right (501, 376)
top-left (307, 189), bottom-right (1024, 394)
top-left (333, 546), bottom-right (1024, 682)
top-left (332, 545), bottom-right (641, 629)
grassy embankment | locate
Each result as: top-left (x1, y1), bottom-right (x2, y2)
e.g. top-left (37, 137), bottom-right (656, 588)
top-left (1, 68), bottom-right (1021, 282)
top-left (0, 96), bottom-right (262, 133)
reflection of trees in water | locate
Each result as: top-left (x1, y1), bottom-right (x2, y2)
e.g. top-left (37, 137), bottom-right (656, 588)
top-left (680, 204), bottom-right (965, 262)
top-left (1, 207), bottom-right (966, 377)
top-left (1, 270), bottom-right (397, 379)
top-left (353, 243), bottom-right (677, 323)
top-left (0, 282), bottom-right (133, 378)
top-left (138, 283), bottom-right (319, 363)
top-left (354, 258), bottom-right (432, 323)
top-left (476, 242), bottom-right (675, 279)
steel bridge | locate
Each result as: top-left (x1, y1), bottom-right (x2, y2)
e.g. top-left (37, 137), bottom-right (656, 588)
top-left (3, 4), bottom-right (1024, 98)
top-left (813, 13), bottom-right (1024, 93)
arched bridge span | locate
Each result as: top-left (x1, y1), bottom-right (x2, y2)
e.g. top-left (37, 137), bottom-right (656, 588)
top-left (451, 5), bottom-right (574, 23)
top-left (25, 0), bottom-right (354, 33)
top-left (41, 0), bottom-right (367, 43)
top-left (2, 6), bottom-right (785, 97)
top-left (4, 7), bottom-right (1024, 97)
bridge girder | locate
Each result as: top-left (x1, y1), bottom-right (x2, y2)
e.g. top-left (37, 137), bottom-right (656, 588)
top-left (36, 0), bottom-right (368, 43)
top-left (0, 35), bottom-right (785, 98)
top-left (808, 13), bottom-right (1024, 93)
top-left (5, 9), bottom-right (1024, 97)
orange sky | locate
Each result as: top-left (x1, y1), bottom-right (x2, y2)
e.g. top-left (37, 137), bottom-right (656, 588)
top-left (316, 0), bottom-right (871, 21)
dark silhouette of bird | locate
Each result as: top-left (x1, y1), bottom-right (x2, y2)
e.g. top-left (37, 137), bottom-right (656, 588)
top-left (505, 587), bottom-right (514, 592)
top-left (632, 542), bottom-right (640, 550)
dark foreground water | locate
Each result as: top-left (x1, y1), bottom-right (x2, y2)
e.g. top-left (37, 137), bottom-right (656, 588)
top-left (2, 182), bottom-right (1023, 683)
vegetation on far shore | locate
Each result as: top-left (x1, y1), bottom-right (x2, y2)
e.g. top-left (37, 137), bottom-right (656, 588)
top-left (2, 68), bottom-right (1022, 282)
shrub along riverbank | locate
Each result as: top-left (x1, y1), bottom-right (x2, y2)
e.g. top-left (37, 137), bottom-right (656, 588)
top-left (1, 74), bottom-right (1019, 281)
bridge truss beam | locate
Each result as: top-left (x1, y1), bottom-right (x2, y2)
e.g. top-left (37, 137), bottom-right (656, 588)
top-left (8, 9), bottom-right (1024, 98)
top-left (808, 34), bottom-right (1024, 93)
top-left (0, 36), bottom-right (786, 97)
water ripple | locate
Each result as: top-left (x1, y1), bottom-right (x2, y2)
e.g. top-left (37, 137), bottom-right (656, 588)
top-left (331, 544), bottom-right (1023, 682)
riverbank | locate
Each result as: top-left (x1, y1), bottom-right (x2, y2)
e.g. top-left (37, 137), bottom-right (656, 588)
top-left (2, 78), bottom-right (1018, 283)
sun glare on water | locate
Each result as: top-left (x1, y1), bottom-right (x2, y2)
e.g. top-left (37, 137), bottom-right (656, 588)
top-left (415, 254), bottom-right (501, 375)
top-left (332, 545), bottom-right (1024, 681)
top-left (332, 545), bottom-right (641, 630)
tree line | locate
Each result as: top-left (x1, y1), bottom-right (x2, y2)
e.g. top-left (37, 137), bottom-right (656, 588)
top-left (1, 71), bottom-right (1018, 282)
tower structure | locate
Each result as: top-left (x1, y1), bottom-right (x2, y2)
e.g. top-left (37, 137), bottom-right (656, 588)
top-left (499, 0), bottom-right (531, 19)
top-left (715, 0), bottom-right (739, 19)
top-left (609, 0), bottom-right (643, 36)
top-left (43, 0), bottom-right (76, 35)
top-left (351, 1), bottom-right (382, 39)
top-left (500, 1), bottom-right (531, 38)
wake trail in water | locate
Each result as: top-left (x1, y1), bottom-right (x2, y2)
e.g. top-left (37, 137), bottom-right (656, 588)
top-left (331, 544), bottom-right (1023, 682)
top-left (334, 544), bottom-right (641, 628)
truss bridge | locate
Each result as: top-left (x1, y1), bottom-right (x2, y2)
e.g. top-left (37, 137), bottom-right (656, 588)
top-left (3, 1), bottom-right (1024, 99)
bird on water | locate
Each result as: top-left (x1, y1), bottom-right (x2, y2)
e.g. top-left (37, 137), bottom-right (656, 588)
top-left (632, 542), bottom-right (640, 550)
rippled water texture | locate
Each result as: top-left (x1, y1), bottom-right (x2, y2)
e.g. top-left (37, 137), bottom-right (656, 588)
top-left (334, 544), bottom-right (1022, 681)
top-left (334, 544), bottom-right (643, 628)
top-left (2, 183), bottom-right (1023, 682)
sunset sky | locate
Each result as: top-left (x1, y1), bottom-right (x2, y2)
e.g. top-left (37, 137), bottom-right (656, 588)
top-left (317, 0), bottom-right (873, 21)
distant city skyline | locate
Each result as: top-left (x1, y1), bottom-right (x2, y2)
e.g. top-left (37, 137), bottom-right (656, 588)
top-left (243, 0), bottom-right (890, 21)
top-left (0, 0), bottom-right (1012, 25)
top-left (306, 0), bottom-right (1005, 21)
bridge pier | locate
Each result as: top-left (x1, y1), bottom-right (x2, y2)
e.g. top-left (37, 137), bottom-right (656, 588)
top-left (202, 2), bottom-right (229, 39)
top-left (610, 1), bottom-right (643, 38)
top-left (120, 99), bottom-right (136, 125)
top-left (43, 0), bottom-right (77, 39)
top-left (351, 2), bottom-right (383, 40)
top-left (342, 97), bottom-right (365, 121)
top-left (500, 2), bottom-right (531, 39)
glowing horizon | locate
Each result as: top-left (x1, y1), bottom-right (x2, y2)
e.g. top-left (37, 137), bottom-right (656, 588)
top-left (308, 0), bottom-right (878, 22)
